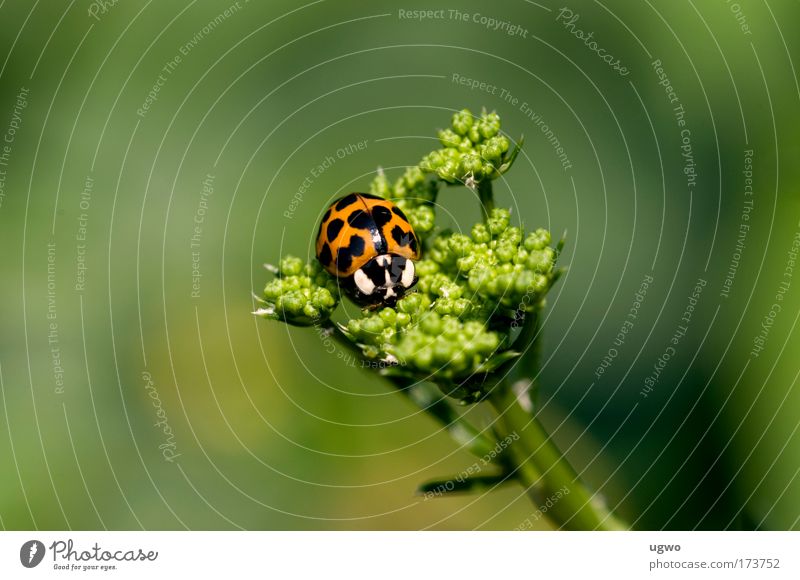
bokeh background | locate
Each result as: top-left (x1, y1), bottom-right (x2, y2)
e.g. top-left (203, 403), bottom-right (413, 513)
top-left (1, 0), bottom-right (799, 530)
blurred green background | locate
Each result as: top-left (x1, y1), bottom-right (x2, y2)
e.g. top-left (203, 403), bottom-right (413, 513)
top-left (1, 0), bottom-right (799, 530)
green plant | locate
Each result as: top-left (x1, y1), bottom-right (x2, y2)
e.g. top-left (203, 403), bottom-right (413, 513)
top-left (255, 108), bottom-right (627, 530)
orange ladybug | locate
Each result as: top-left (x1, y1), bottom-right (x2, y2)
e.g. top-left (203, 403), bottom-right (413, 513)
top-left (316, 193), bottom-right (419, 306)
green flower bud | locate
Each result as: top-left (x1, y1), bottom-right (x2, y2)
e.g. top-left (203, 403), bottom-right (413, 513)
top-left (398, 293), bottom-right (430, 314)
top-left (437, 159), bottom-right (460, 182)
top-left (513, 248), bottom-right (529, 264)
top-left (414, 346), bottom-right (434, 368)
top-left (363, 345), bottom-right (380, 359)
top-left (448, 233), bottom-right (473, 255)
top-left (457, 254), bottom-right (478, 271)
top-left (496, 243), bottom-right (515, 263)
top-left (380, 307), bottom-right (397, 325)
top-left (421, 150), bottom-right (444, 171)
top-left (406, 205), bottom-right (435, 234)
top-left (478, 112), bottom-right (500, 139)
top-left (460, 152), bottom-right (484, 176)
top-left (500, 226), bottom-right (523, 246)
top-left (433, 340), bottom-right (454, 365)
top-left (524, 228), bottom-right (551, 251)
top-left (487, 208), bottom-right (510, 236)
top-left (438, 128), bottom-right (461, 149)
top-left (526, 248), bottom-right (555, 272)
top-left (452, 109), bottom-right (474, 135)
top-left (363, 316), bottom-right (386, 334)
top-left (445, 317), bottom-right (465, 339)
top-left (421, 312), bottom-right (443, 335)
top-left (280, 256), bottom-right (304, 276)
top-left (471, 223), bottom-right (491, 243)
top-left (468, 124), bottom-right (481, 144)
top-left (370, 170), bottom-right (392, 198)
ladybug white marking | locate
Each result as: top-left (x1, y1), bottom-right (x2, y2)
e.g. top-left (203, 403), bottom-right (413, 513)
top-left (401, 260), bottom-right (415, 289)
top-left (353, 269), bottom-right (376, 295)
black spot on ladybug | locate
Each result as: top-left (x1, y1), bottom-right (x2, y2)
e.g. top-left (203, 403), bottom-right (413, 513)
top-left (347, 209), bottom-right (372, 230)
top-left (391, 205), bottom-right (409, 222)
top-left (327, 218), bottom-right (344, 242)
top-left (389, 255), bottom-right (407, 282)
top-left (335, 194), bottom-right (359, 211)
top-left (361, 257), bottom-right (388, 286)
top-left (322, 208), bottom-right (331, 223)
top-left (318, 243), bottom-right (332, 266)
top-left (358, 192), bottom-right (382, 200)
top-left (391, 225), bottom-right (413, 247)
top-left (410, 236), bottom-right (418, 253)
top-left (348, 235), bottom-right (365, 257)
top-left (336, 248), bottom-right (353, 272)
top-left (372, 205), bottom-right (393, 228)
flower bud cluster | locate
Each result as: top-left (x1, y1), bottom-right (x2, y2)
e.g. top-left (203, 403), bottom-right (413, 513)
top-left (419, 109), bottom-right (517, 184)
top-left (425, 208), bottom-right (557, 314)
top-left (254, 256), bottom-right (339, 326)
top-left (343, 293), bottom-right (504, 382)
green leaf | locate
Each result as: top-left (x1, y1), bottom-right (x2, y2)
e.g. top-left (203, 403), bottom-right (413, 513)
top-left (475, 350), bottom-right (522, 374)
top-left (497, 135), bottom-right (524, 175)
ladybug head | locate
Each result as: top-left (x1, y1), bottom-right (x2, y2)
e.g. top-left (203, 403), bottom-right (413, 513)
top-left (349, 254), bottom-right (417, 307)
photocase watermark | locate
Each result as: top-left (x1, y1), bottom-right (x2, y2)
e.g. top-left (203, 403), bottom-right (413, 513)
top-left (594, 272), bottom-right (653, 380)
top-left (284, 140), bottom-right (369, 219)
top-left (74, 174), bottom-right (94, 293)
top-left (0, 87), bottom-right (29, 210)
top-left (47, 538), bottom-right (157, 572)
top-left (750, 221), bottom-right (800, 358)
top-left (451, 73), bottom-right (572, 171)
top-left (191, 173), bottom-right (215, 299)
top-left (555, 8), bottom-right (629, 77)
top-left (142, 371), bottom-right (180, 462)
top-left (640, 278), bottom-right (706, 398)
top-left (398, 8), bottom-right (528, 37)
top-left (514, 485), bottom-right (571, 530)
top-left (720, 150), bottom-right (754, 299)
top-left (20, 540), bottom-right (46, 568)
top-left (47, 242), bottom-right (65, 395)
top-left (137, 1), bottom-right (246, 118)
top-left (422, 432), bottom-right (519, 500)
top-left (87, 0), bottom-right (121, 22)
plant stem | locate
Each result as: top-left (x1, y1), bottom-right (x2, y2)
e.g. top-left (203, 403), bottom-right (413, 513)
top-left (488, 385), bottom-right (627, 530)
top-left (508, 308), bottom-right (542, 407)
top-left (477, 179), bottom-right (494, 221)
top-left (390, 376), bottom-right (498, 458)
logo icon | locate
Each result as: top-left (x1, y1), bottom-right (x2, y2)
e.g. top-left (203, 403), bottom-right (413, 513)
top-left (20, 540), bottom-right (45, 568)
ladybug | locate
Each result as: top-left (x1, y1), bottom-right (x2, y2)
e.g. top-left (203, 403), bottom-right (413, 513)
top-left (316, 193), bottom-right (420, 307)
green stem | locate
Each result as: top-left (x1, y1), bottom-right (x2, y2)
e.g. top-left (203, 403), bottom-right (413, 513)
top-left (508, 308), bottom-right (542, 407)
top-left (390, 376), bottom-right (498, 458)
top-left (477, 179), bottom-right (494, 221)
top-left (488, 385), bottom-right (627, 530)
